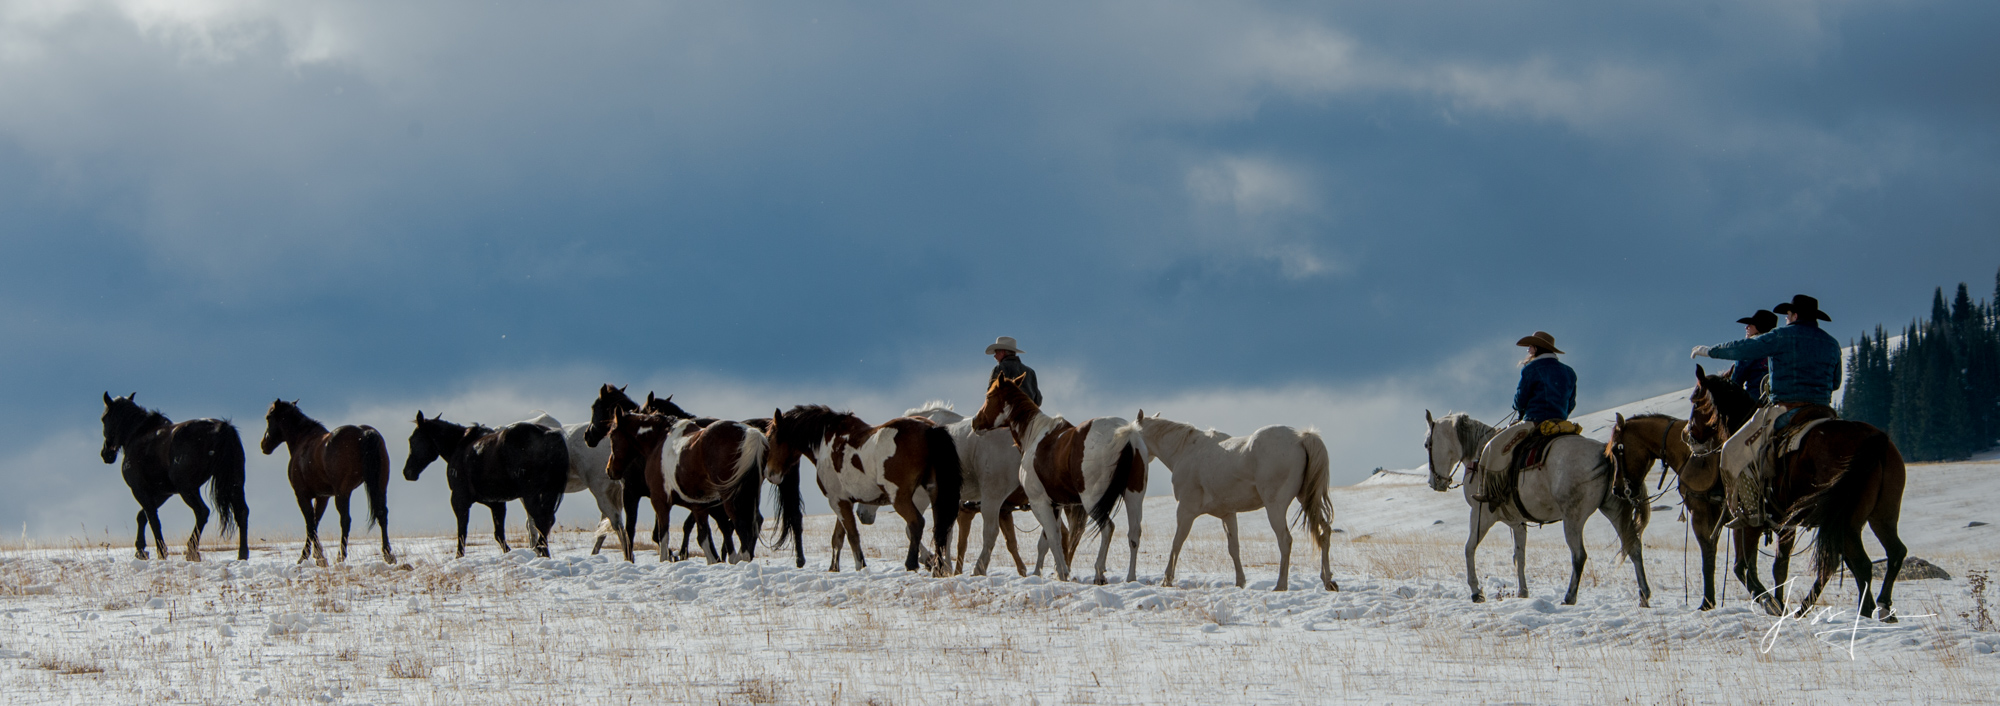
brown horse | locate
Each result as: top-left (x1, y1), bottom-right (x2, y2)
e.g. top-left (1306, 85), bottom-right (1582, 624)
top-left (766, 406), bottom-right (963, 574)
top-left (970, 375), bottom-right (1148, 585)
top-left (1608, 412), bottom-right (1743, 609)
top-left (605, 411), bottom-right (767, 563)
top-left (1688, 366), bottom-right (1909, 620)
top-left (260, 399), bottom-right (395, 566)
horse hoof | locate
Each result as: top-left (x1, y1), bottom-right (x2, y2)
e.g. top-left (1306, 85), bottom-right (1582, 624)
top-left (1325, 581), bottom-right (1340, 592)
top-left (1471, 594), bottom-right (1485, 603)
top-left (1639, 598), bottom-right (1651, 608)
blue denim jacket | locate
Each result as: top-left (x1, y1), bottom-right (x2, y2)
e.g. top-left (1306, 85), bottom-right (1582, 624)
top-left (1513, 355), bottom-right (1577, 423)
top-left (1706, 322), bottom-right (1841, 406)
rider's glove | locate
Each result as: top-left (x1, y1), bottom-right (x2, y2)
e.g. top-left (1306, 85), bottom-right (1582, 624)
top-left (1690, 345), bottom-right (1712, 359)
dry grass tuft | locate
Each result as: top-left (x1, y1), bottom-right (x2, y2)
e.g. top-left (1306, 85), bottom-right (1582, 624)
top-left (387, 654), bottom-right (431, 679)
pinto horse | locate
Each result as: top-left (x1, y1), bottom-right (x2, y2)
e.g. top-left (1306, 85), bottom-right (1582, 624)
top-left (767, 405), bottom-right (963, 574)
top-left (604, 411), bottom-right (766, 563)
top-left (906, 402), bottom-right (1084, 577)
top-left (402, 412), bottom-right (569, 557)
top-left (971, 375), bottom-right (1148, 585)
top-left (98, 393), bottom-right (250, 561)
top-left (1688, 366), bottom-right (1908, 620)
top-left (260, 399), bottom-right (394, 565)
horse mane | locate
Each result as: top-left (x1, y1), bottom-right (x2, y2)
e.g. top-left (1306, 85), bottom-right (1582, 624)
top-left (1441, 412), bottom-right (1496, 454)
top-left (269, 400), bottom-right (328, 435)
top-left (1624, 412), bottom-right (1679, 422)
top-left (774, 405), bottom-right (867, 447)
top-left (903, 400), bottom-right (958, 419)
top-left (108, 398), bottom-right (173, 441)
top-left (1138, 416), bottom-right (1227, 458)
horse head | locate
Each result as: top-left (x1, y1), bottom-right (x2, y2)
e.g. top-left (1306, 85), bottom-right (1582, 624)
top-left (403, 411), bottom-right (463, 481)
top-left (971, 375), bottom-right (1033, 440)
top-left (99, 392), bottom-right (150, 464)
top-left (641, 392), bottom-right (695, 420)
top-left (259, 398), bottom-right (303, 456)
top-left (584, 384), bottom-right (640, 448)
top-left (1423, 410), bottom-right (1458, 492)
top-left (603, 409), bottom-right (669, 482)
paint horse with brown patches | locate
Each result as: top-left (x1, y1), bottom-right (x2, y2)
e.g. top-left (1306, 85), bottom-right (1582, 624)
top-left (905, 402), bottom-right (1086, 577)
top-left (260, 399), bottom-right (395, 566)
top-left (402, 412), bottom-right (569, 557)
top-left (605, 411), bottom-right (768, 563)
top-left (971, 375), bottom-right (1149, 585)
top-left (766, 406), bottom-right (963, 575)
top-left (98, 393), bottom-right (250, 561)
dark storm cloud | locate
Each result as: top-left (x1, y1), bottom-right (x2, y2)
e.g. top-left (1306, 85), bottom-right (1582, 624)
top-left (3, 1), bottom-right (1997, 534)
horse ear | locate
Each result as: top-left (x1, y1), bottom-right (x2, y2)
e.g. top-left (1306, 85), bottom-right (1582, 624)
top-left (1614, 413), bottom-right (1625, 428)
top-left (1136, 409), bottom-right (1144, 422)
top-left (1694, 364), bottom-right (1707, 380)
top-left (292, 398), bottom-right (300, 407)
top-left (618, 384), bottom-right (628, 393)
top-left (414, 410), bottom-right (426, 422)
top-left (664, 395), bottom-right (672, 402)
top-left (1425, 409), bottom-right (1434, 425)
top-left (645, 391), bottom-right (657, 404)
top-left (104, 392), bottom-right (113, 405)
top-left (128, 392), bottom-right (136, 401)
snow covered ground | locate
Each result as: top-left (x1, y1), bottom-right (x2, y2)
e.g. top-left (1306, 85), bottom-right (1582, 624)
top-left (4, 455), bottom-right (1998, 704)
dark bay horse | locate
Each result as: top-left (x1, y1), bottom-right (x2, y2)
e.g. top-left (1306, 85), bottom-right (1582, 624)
top-left (767, 405), bottom-right (962, 575)
top-left (1608, 412), bottom-right (1734, 609)
top-left (260, 399), bottom-right (394, 565)
top-left (98, 393), bottom-right (249, 561)
top-left (402, 412), bottom-right (569, 558)
top-left (605, 411), bottom-right (766, 563)
top-left (1689, 366), bottom-right (1909, 620)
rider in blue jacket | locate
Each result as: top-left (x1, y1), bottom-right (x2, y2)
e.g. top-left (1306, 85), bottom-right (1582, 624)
top-left (1695, 296), bottom-right (1840, 411)
top-left (1473, 331), bottom-right (1577, 505)
top-left (1725, 309), bottom-right (1777, 402)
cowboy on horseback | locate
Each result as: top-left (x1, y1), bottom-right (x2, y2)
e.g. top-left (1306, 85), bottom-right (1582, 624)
top-left (1725, 309), bottom-right (1777, 401)
top-left (1692, 294), bottom-right (1841, 526)
top-left (1470, 331), bottom-right (1579, 508)
top-left (986, 336), bottom-right (1042, 406)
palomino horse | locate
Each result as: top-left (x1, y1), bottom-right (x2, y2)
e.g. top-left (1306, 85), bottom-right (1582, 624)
top-left (906, 402), bottom-right (1085, 577)
top-left (1423, 411), bottom-right (1652, 606)
top-left (1606, 412), bottom-right (1738, 609)
top-left (1138, 414), bottom-right (1337, 591)
top-left (1688, 366), bottom-right (1908, 620)
top-left (98, 393), bottom-right (250, 561)
top-left (971, 375), bottom-right (1149, 585)
top-left (605, 411), bottom-right (767, 563)
top-left (402, 412), bottom-right (569, 557)
top-left (766, 405), bottom-right (963, 574)
top-left (260, 399), bottom-right (394, 565)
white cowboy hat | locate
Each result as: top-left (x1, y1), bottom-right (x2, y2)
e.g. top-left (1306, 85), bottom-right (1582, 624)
top-left (984, 336), bottom-right (1024, 355)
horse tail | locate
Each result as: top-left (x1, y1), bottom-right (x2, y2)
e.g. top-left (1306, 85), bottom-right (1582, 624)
top-left (1089, 422), bottom-right (1144, 537)
top-left (1295, 430), bottom-right (1335, 550)
top-left (721, 425), bottom-right (766, 498)
top-left (925, 424), bottom-right (964, 553)
top-left (360, 427), bottom-right (391, 533)
top-left (207, 421), bottom-right (247, 540)
top-left (768, 452), bottom-right (803, 552)
top-left (1806, 425), bottom-right (1888, 580)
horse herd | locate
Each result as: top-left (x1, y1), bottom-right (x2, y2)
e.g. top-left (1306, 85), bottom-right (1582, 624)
top-left (96, 367), bottom-right (1908, 620)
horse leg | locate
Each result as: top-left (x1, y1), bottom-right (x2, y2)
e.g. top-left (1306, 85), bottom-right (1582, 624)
top-left (620, 484), bottom-right (643, 563)
top-left (953, 508), bottom-right (974, 575)
top-left (1122, 490), bottom-right (1143, 584)
top-left (678, 512), bottom-right (701, 562)
top-left (1559, 520), bottom-right (1587, 606)
top-left (1772, 528), bottom-right (1796, 606)
top-left (134, 509), bottom-right (152, 560)
top-left (1221, 514), bottom-right (1245, 589)
top-left (648, 489), bottom-right (674, 562)
top-left (1090, 513), bottom-right (1116, 586)
top-left (334, 493), bottom-right (354, 564)
top-left (1511, 522), bottom-right (1530, 599)
top-left (998, 511), bottom-right (1028, 577)
top-left (148, 504), bottom-right (169, 561)
top-left (1162, 502), bottom-right (1199, 588)
top-left (1029, 501), bottom-right (1071, 581)
top-left (530, 496), bottom-right (557, 558)
top-left (1871, 517), bottom-right (1907, 622)
top-left (181, 490), bottom-right (210, 563)
top-left (1733, 528), bottom-right (1781, 616)
top-left (975, 504), bottom-right (1005, 576)
top-left (590, 481), bottom-right (623, 557)
top-left (294, 493), bottom-right (318, 565)
top-left (893, 495), bottom-right (926, 572)
top-left (1694, 503), bottom-right (1721, 610)
top-left (487, 502), bottom-right (511, 554)
top-left (1464, 507), bottom-right (1496, 602)
top-left (1266, 502), bottom-right (1293, 592)
top-left (307, 497), bottom-right (331, 566)
top-left (832, 500), bottom-right (865, 572)
top-left (1839, 524), bottom-right (1878, 621)
top-left (451, 494), bottom-right (473, 558)
top-left (1604, 498), bottom-right (1652, 608)
top-left (696, 511), bottom-right (721, 564)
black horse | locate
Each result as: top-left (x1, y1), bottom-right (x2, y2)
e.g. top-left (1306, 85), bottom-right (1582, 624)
top-left (98, 393), bottom-right (250, 561)
top-left (402, 412), bottom-right (569, 558)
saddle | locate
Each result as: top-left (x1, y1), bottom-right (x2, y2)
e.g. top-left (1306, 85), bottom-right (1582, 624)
top-left (1477, 420), bottom-right (1582, 522)
top-left (1723, 402), bottom-right (1837, 528)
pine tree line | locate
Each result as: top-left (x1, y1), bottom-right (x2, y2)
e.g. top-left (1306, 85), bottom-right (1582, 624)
top-left (1842, 266), bottom-right (2000, 461)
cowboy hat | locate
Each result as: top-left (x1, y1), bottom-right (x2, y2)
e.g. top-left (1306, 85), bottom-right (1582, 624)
top-left (1772, 294), bottom-right (1831, 322)
top-left (1735, 309), bottom-right (1778, 333)
top-left (1514, 331), bottom-right (1565, 354)
top-left (984, 336), bottom-right (1024, 355)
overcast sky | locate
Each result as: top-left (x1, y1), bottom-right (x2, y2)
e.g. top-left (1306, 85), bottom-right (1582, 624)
top-left (4, 1), bottom-right (1997, 539)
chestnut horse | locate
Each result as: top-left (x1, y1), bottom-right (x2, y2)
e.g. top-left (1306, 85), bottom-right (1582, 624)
top-left (1606, 412), bottom-right (1747, 610)
top-left (1687, 366), bottom-right (1908, 620)
top-left (402, 412), bottom-right (569, 557)
top-left (260, 399), bottom-right (394, 565)
top-left (605, 411), bottom-right (767, 563)
top-left (98, 393), bottom-right (249, 561)
top-left (971, 375), bottom-right (1149, 585)
top-left (766, 405), bottom-right (963, 574)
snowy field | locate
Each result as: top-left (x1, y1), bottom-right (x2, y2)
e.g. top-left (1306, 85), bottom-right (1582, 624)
top-left (3, 459), bottom-right (1998, 704)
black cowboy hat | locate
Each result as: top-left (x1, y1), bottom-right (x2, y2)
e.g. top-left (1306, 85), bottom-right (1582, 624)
top-left (1736, 309), bottom-right (1778, 333)
top-left (1772, 294), bottom-right (1831, 322)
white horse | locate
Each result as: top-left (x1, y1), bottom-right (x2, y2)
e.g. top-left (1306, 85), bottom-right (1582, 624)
top-left (971, 375), bottom-right (1149, 585)
top-left (1423, 411), bottom-right (1652, 606)
top-left (1137, 414), bottom-right (1337, 591)
top-left (518, 412), bottom-right (626, 556)
top-left (906, 402), bottom-right (1084, 577)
